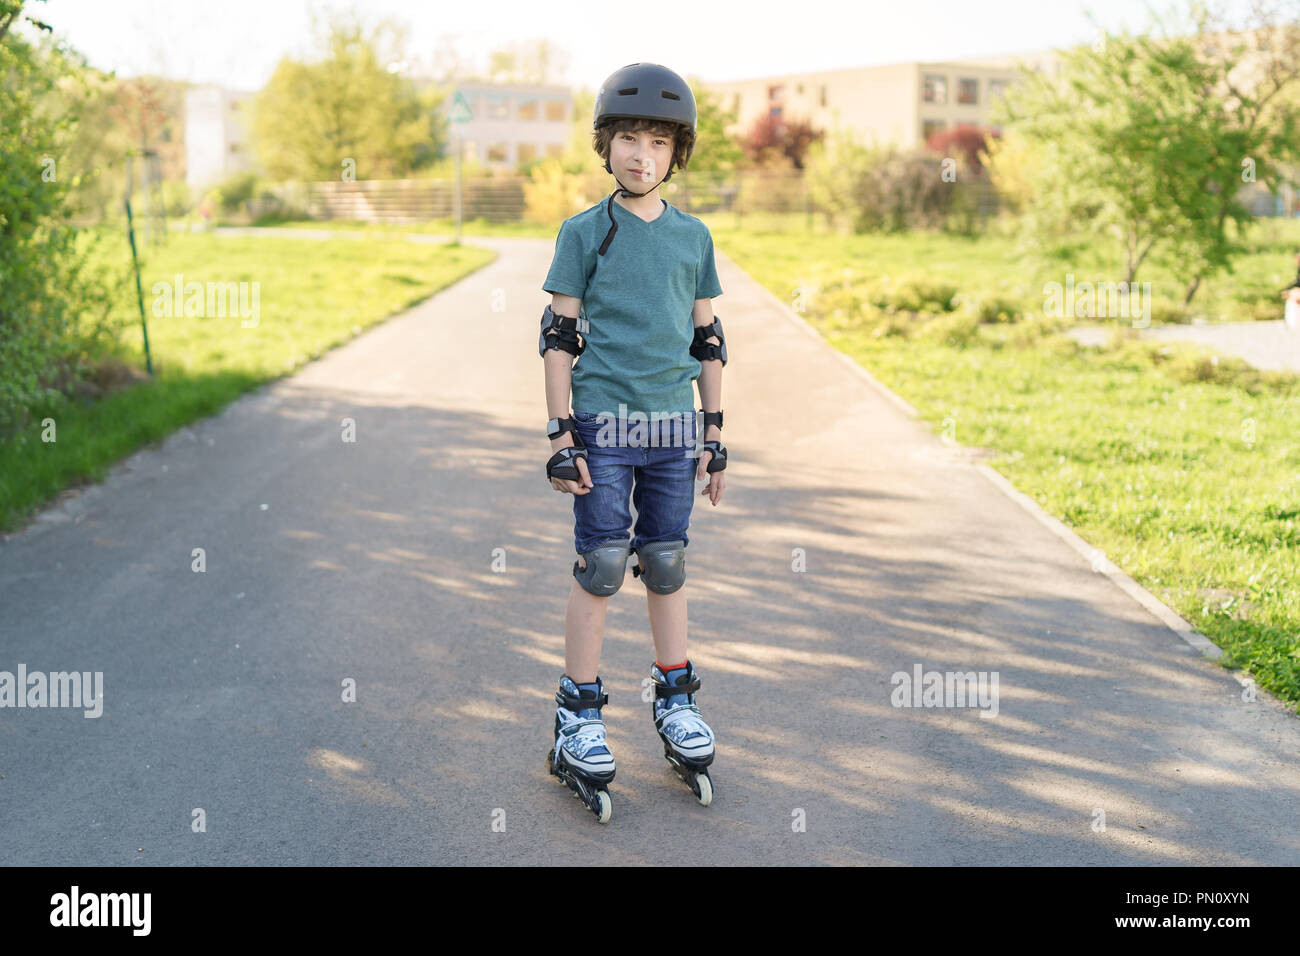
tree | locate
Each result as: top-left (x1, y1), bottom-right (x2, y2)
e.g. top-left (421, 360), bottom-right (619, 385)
top-left (250, 11), bottom-right (434, 182)
top-left (1166, 4), bottom-right (1300, 303)
top-left (993, 0), bottom-right (1300, 296)
top-left (687, 79), bottom-right (745, 174)
top-left (924, 123), bottom-right (999, 171)
top-left (484, 38), bottom-right (568, 85)
top-left (742, 113), bottom-right (823, 169)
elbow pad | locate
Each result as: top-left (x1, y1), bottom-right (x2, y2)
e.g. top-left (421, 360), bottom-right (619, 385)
top-left (690, 316), bottom-right (727, 366)
top-left (539, 304), bottom-right (588, 358)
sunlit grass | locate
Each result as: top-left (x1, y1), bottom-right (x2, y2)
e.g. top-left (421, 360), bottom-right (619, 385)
top-left (0, 230), bottom-right (495, 532)
top-left (710, 219), bottom-right (1300, 711)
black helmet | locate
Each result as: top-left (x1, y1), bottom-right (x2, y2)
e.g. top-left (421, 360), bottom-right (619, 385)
top-left (593, 62), bottom-right (697, 133)
top-left (594, 63), bottom-right (696, 198)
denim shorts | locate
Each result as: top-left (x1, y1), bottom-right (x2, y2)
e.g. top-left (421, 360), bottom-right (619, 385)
top-left (570, 411), bottom-right (698, 555)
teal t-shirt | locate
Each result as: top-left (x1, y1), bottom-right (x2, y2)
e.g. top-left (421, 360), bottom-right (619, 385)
top-left (542, 195), bottom-right (723, 427)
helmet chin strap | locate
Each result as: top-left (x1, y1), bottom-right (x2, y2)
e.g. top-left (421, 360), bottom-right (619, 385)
top-left (595, 151), bottom-right (676, 256)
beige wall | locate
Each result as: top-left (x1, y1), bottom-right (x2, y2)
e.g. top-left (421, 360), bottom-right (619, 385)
top-left (454, 82), bottom-right (573, 167)
top-left (703, 52), bottom-right (1063, 150)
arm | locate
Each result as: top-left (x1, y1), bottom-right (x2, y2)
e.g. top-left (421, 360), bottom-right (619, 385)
top-left (692, 297), bottom-right (726, 505)
top-left (545, 293), bottom-right (582, 454)
top-left (692, 298), bottom-right (723, 445)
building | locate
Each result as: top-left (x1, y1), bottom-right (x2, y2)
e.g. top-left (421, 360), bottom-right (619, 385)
top-left (703, 50), bottom-right (1063, 149)
top-left (185, 85), bottom-right (257, 189)
top-left (447, 82), bottom-right (573, 167)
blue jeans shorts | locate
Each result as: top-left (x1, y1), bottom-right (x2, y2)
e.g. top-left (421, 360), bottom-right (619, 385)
top-left (570, 411), bottom-right (698, 555)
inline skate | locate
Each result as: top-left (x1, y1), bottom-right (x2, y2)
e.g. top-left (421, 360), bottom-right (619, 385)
top-left (649, 660), bottom-right (714, 806)
top-left (546, 674), bottom-right (615, 823)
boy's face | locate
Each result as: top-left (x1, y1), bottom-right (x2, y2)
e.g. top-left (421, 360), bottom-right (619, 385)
top-left (610, 125), bottom-right (675, 187)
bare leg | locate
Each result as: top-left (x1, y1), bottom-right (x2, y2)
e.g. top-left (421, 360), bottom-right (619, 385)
top-left (646, 586), bottom-right (688, 667)
top-left (565, 555), bottom-right (610, 682)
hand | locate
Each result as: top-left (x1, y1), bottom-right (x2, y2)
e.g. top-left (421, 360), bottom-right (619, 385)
top-left (697, 451), bottom-right (725, 506)
top-left (550, 452), bottom-right (593, 495)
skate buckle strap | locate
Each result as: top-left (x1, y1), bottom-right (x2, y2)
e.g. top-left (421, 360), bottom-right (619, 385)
top-left (556, 688), bottom-right (609, 711)
top-left (655, 701), bottom-right (702, 729)
top-left (654, 677), bottom-right (699, 698)
top-left (560, 718), bottom-right (607, 737)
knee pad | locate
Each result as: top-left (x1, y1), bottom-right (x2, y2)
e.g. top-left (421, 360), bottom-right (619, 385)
top-left (573, 540), bottom-right (632, 597)
top-left (631, 540), bottom-right (686, 594)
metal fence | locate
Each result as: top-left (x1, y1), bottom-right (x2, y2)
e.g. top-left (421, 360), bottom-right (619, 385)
top-left (304, 167), bottom-right (1006, 231)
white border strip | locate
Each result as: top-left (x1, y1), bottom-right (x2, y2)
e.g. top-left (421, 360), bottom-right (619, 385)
top-left (729, 250), bottom-right (1225, 661)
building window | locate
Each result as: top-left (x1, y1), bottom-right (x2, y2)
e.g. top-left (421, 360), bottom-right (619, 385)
top-left (229, 142), bottom-right (241, 154)
top-left (545, 100), bottom-right (567, 121)
top-left (487, 142), bottom-right (508, 162)
top-left (487, 97), bottom-right (509, 119)
top-left (922, 74), bottom-right (947, 104)
top-left (820, 84), bottom-right (827, 107)
top-left (988, 78), bottom-right (1008, 100)
top-left (768, 84), bottom-right (784, 101)
top-left (770, 106), bottom-right (783, 120)
top-left (958, 78), bottom-right (978, 104)
top-left (545, 143), bottom-right (564, 158)
top-left (518, 98), bottom-right (538, 120)
top-left (922, 119), bottom-right (947, 141)
top-left (517, 143), bottom-right (537, 163)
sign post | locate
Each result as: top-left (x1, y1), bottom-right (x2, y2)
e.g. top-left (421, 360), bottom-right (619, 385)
top-left (446, 91), bottom-right (473, 244)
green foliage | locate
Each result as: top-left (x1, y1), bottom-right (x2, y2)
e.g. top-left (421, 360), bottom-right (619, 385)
top-left (249, 11), bottom-right (437, 182)
top-left (805, 126), bottom-right (973, 233)
top-left (214, 171), bottom-right (259, 213)
top-left (0, 2), bottom-right (129, 440)
top-left (686, 78), bottom-right (745, 173)
top-left (521, 158), bottom-right (585, 225)
top-left (161, 179), bottom-right (192, 218)
top-left (992, 12), bottom-right (1300, 298)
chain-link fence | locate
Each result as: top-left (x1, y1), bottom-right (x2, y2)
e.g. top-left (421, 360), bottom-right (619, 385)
top-left (305, 167), bottom-right (1005, 232)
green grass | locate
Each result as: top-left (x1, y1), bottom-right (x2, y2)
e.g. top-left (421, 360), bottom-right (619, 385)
top-left (707, 219), bottom-right (1300, 712)
top-left (0, 230), bottom-right (495, 533)
top-left (701, 215), bottom-right (1300, 326)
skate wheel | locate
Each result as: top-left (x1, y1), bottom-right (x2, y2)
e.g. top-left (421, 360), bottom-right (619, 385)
top-left (594, 789), bottom-right (612, 824)
top-left (695, 773), bottom-right (713, 806)
top-left (546, 749), bottom-right (560, 780)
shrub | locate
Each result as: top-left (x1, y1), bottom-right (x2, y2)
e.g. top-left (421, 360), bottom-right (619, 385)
top-left (214, 171), bottom-right (259, 213)
top-left (0, 14), bottom-right (126, 440)
top-left (522, 158), bottom-right (585, 225)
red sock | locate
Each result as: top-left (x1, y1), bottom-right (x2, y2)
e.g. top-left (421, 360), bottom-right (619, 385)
top-left (657, 659), bottom-right (688, 672)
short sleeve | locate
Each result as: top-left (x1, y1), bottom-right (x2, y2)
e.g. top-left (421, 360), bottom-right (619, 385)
top-left (696, 229), bottom-right (723, 300)
top-left (542, 221), bottom-right (590, 300)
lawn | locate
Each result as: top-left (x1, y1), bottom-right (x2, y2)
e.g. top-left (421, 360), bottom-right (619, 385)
top-left (0, 230), bottom-right (495, 533)
top-left (702, 217), bottom-right (1300, 712)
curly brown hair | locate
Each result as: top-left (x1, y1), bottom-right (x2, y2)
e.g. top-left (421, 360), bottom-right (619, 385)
top-left (593, 116), bottom-right (696, 177)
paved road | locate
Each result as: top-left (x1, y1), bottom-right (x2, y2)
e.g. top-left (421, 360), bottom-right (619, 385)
top-left (1068, 320), bottom-right (1300, 373)
top-left (3, 237), bottom-right (1298, 865)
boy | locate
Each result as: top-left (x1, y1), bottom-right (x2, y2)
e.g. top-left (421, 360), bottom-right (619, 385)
top-left (538, 63), bottom-right (728, 822)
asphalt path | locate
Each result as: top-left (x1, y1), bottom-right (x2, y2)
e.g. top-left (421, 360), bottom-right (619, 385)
top-left (3, 235), bottom-right (1298, 865)
top-left (1068, 319), bottom-right (1300, 373)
